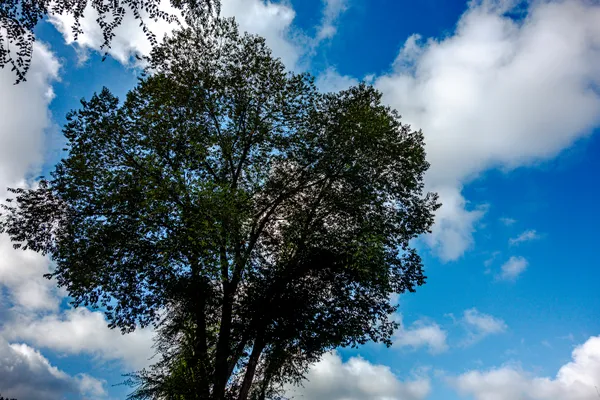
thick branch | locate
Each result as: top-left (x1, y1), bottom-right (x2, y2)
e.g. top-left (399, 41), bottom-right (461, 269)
top-left (237, 336), bottom-right (266, 400)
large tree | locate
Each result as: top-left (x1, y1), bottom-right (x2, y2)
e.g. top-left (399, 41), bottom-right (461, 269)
top-left (1, 18), bottom-right (439, 400)
top-left (0, 0), bottom-right (216, 83)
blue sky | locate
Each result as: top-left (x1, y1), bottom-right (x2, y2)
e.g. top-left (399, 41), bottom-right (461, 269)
top-left (1, 0), bottom-right (600, 399)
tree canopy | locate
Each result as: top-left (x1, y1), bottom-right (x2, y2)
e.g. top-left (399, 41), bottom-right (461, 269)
top-left (1, 17), bottom-right (439, 400)
top-left (0, 0), bottom-right (215, 83)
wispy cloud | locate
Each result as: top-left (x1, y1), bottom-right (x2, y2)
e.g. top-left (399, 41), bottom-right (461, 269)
top-left (461, 308), bottom-right (507, 345)
top-left (559, 333), bottom-right (576, 342)
top-left (315, 0), bottom-right (348, 42)
top-left (483, 251), bottom-right (501, 272)
top-left (498, 256), bottom-right (528, 281)
top-left (500, 217), bottom-right (517, 226)
top-left (509, 230), bottom-right (540, 246)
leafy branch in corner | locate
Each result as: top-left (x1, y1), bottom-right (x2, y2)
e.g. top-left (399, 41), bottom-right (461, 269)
top-left (0, 0), bottom-right (217, 83)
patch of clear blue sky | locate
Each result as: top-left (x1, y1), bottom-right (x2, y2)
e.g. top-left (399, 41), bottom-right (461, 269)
top-left (32, 0), bottom-right (600, 398)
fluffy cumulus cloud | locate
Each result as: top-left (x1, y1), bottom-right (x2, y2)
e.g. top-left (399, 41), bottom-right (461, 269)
top-left (50, 0), bottom-right (302, 69)
top-left (452, 335), bottom-right (600, 400)
top-left (394, 315), bottom-right (449, 354)
top-left (0, 43), bottom-right (59, 195)
top-left (422, 186), bottom-right (487, 261)
top-left (372, 0), bottom-right (600, 260)
top-left (286, 352), bottom-right (431, 400)
top-left (498, 256), bottom-right (528, 281)
top-left (461, 308), bottom-right (507, 345)
top-left (0, 234), bottom-right (62, 311)
top-left (0, 337), bottom-right (106, 400)
top-left (0, 38), bottom-right (62, 312)
top-left (4, 307), bottom-right (155, 370)
top-left (0, 41), bottom-right (64, 309)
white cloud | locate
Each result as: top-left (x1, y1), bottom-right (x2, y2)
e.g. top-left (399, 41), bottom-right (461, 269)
top-left (509, 229), bottom-right (540, 245)
top-left (462, 308), bottom-right (507, 345)
top-left (4, 307), bottom-right (155, 370)
top-left (373, 0), bottom-right (600, 260)
top-left (500, 217), bottom-right (517, 226)
top-left (394, 315), bottom-right (449, 354)
top-left (315, 0), bottom-right (348, 42)
top-left (0, 235), bottom-right (62, 311)
top-left (75, 373), bottom-right (108, 398)
top-left (48, 0), bottom-right (183, 65)
top-left (286, 352), bottom-right (430, 400)
top-left (0, 42), bottom-right (62, 312)
top-left (560, 333), bottom-right (576, 342)
top-left (220, 0), bottom-right (301, 69)
top-left (0, 337), bottom-right (106, 400)
top-left (498, 256), bottom-right (528, 281)
top-left (0, 43), bottom-right (59, 196)
top-left (50, 0), bottom-right (303, 69)
top-left (452, 335), bottom-right (600, 400)
top-left (315, 66), bottom-right (359, 92)
top-left (422, 186), bottom-right (487, 261)
top-left (484, 251), bottom-right (501, 269)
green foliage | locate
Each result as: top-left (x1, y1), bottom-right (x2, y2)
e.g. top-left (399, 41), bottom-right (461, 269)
top-left (0, 0), bottom-right (216, 83)
top-left (1, 17), bottom-right (439, 400)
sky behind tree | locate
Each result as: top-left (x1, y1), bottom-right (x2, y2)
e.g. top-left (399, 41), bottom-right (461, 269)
top-left (1, 0), bottom-right (599, 399)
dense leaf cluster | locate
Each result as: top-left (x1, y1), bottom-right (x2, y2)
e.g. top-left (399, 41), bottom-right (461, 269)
top-left (1, 18), bottom-right (439, 400)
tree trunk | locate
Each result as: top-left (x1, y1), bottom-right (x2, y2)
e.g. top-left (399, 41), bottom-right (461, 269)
top-left (193, 288), bottom-right (211, 398)
top-left (237, 336), bottom-right (266, 400)
top-left (189, 256), bottom-right (211, 399)
top-left (213, 285), bottom-right (233, 399)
